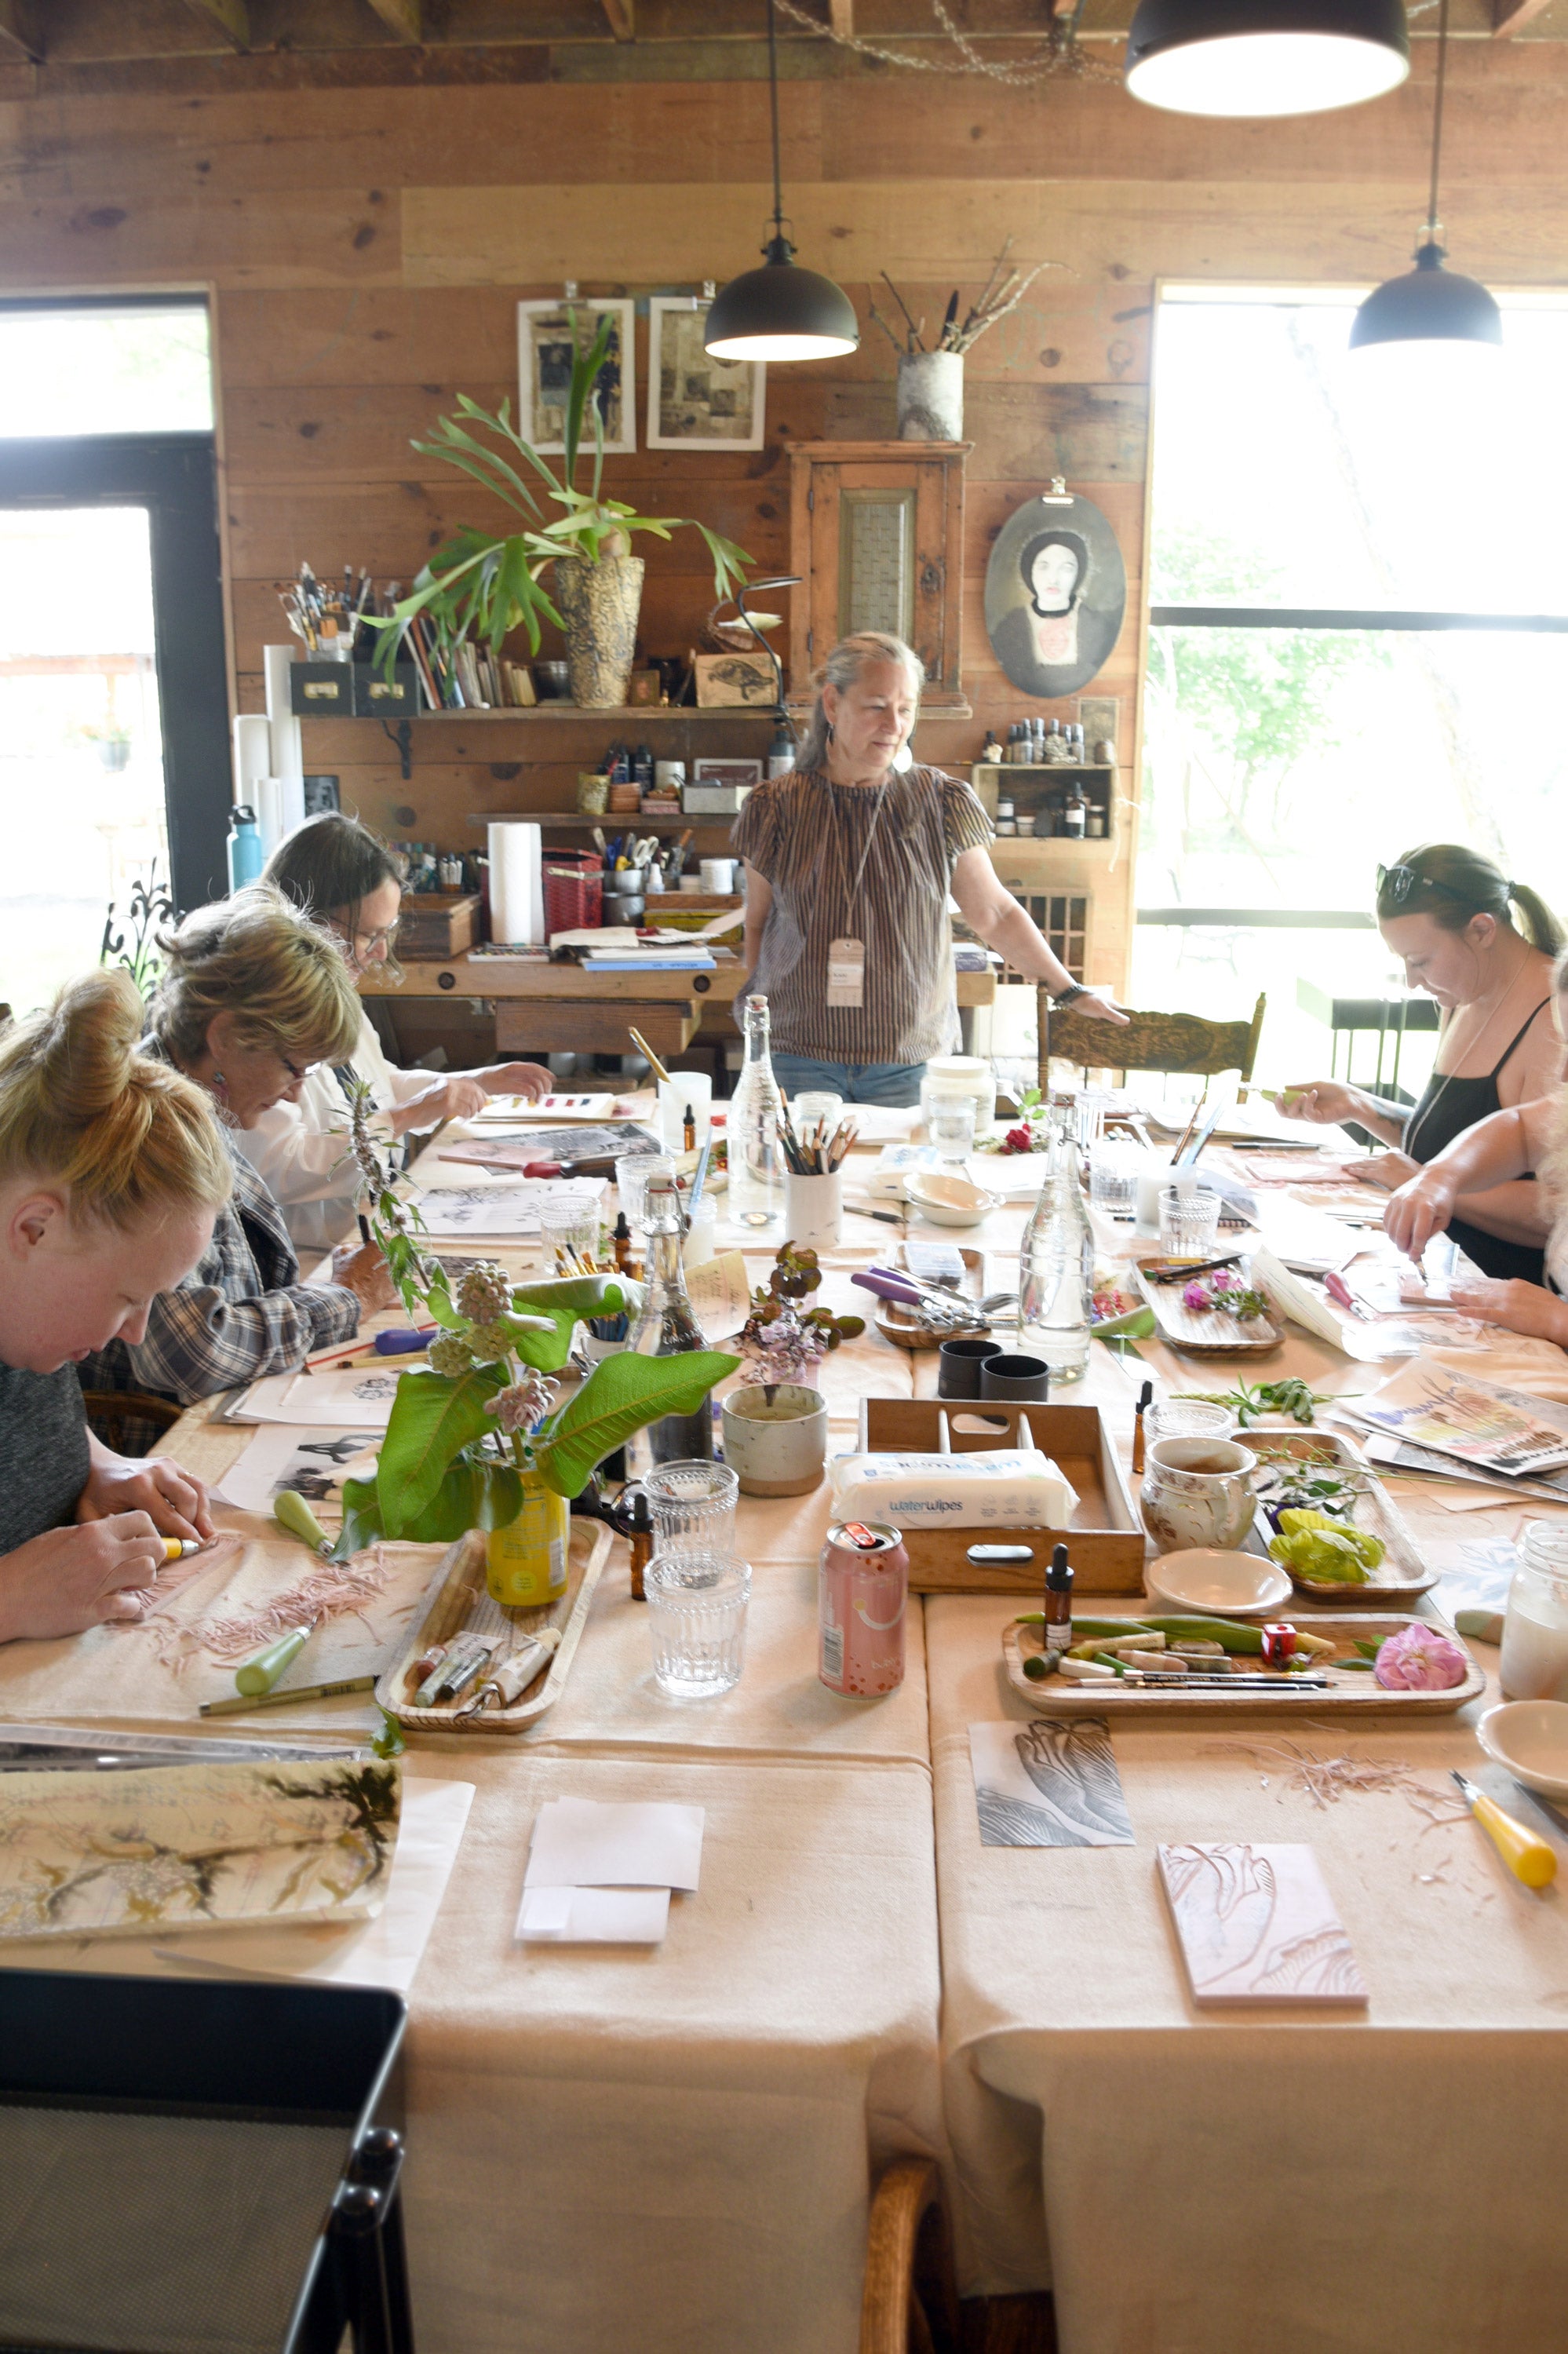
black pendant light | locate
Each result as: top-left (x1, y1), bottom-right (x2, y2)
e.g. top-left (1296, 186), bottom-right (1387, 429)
top-left (703, 0), bottom-right (859, 364)
top-left (1351, 0), bottom-right (1501, 357)
top-left (1125, 0), bottom-right (1409, 118)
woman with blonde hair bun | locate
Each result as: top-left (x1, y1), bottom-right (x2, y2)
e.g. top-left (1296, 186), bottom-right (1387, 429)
top-left (734, 630), bottom-right (1125, 1107)
top-left (78, 885), bottom-right (399, 1407)
top-left (0, 969), bottom-right (232, 1641)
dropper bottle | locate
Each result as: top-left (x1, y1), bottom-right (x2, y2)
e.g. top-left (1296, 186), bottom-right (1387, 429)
top-left (1043, 1542), bottom-right (1074, 1655)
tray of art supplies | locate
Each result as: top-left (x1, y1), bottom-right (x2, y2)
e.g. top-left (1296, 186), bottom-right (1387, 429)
top-left (869, 1239), bottom-right (991, 1351)
top-left (1132, 1249), bottom-right (1284, 1356)
top-left (1240, 1424), bottom-right (1438, 1604)
top-left (854, 1396), bottom-right (1144, 1593)
top-left (439, 1124), bottom-right (661, 1175)
top-left (374, 1516), bottom-right (611, 1736)
top-left (1003, 1609), bottom-right (1484, 1717)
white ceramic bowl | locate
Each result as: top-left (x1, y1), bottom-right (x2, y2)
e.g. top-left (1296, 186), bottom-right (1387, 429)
top-left (1144, 1548), bottom-right (1293, 1618)
top-left (1476, 1699), bottom-right (1568, 1802)
top-left (903, 1170), bottom-right (1003, 1230)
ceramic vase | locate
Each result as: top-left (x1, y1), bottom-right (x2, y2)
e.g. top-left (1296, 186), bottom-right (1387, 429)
top-left (553, 553), bottom-right (644, 709)
top-left (721, 1383), bottom-right (829, 1498)
top-left (897, 352), bottom-right (964, 442)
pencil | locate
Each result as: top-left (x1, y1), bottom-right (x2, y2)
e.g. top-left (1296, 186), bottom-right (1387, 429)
top-left (199, 1674), bottom-right (377, 1717)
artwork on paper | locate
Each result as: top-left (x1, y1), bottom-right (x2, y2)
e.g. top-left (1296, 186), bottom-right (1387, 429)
top-left (220, 1425), bottom-right (381, 1516)
top-left (1158, 1842), bottom-right (1368, 2006)
top-left (984, 489), bottom-right (1126, 699)
top-left (0, 1757), bottom-right (401, 1941)
top-left (517, 299), bottom-right (635, 455)
top-left (968, 1718), bottom-right (1134, 1848)
top-left (647, 299), bottom-right (765, 451)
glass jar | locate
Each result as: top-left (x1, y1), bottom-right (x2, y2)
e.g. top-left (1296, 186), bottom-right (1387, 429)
top-left (487, 1466), bottom-right (570, 1608)
top-left (1499, 1522), bottom-right (1568, 1699)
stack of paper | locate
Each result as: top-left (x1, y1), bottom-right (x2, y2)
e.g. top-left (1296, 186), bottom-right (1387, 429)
top-left (516, 1797), bottom-right (704, 1945)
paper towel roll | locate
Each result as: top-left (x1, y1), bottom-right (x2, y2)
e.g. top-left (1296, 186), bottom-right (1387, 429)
top-left (232, 713), bottom-right (271, 811)
top-left (254, 776), bottom-right (285, 858)
top-left (487, 822), bottom-right (544, 947)
top-left (263, 644), bottom-right (306, 840)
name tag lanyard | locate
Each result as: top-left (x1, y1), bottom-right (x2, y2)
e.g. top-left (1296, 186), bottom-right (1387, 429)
top-left (826, 779), bottom-right (889, 1010)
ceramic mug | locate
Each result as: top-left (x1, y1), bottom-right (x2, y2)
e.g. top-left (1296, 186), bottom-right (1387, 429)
top-left (721, 1383), bottom-right (828, 1498)
top-left (1139, 1434), bottom-right (1258, 1554)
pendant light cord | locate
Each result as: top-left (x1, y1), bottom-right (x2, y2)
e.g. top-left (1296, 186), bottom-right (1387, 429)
top-left (1426, 0), bottom-right (1449, 240)
top-left (766, 0), bottom-right (786, 241)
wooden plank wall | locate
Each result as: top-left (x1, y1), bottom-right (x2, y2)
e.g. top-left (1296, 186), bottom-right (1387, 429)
top-left (1, 46), bottom-right (1565, 991)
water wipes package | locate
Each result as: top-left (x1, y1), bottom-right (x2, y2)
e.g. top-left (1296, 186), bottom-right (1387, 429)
top-left (828, 1450), bottom-right (1078, 1530)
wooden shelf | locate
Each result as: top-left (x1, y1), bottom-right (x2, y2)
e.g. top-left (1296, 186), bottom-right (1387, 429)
top-left (469, 812), bottom-right (738, 832)
top-left (395, 704), bottom-right (777, 722)
top-left (979, 762), bottom-right (1115, 774)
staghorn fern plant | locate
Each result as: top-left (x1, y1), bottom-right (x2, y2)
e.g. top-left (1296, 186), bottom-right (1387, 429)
top-left (337, 1083), bottom-right (737, 1550)
top-left (372, 310), bottom-right (752, 673)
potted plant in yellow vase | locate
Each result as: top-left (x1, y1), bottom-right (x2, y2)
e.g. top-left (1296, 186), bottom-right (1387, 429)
top-left (374, 313), bottom-right (752, 709)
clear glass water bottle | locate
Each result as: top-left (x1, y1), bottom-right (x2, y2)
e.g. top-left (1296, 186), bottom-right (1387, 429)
top-left (630, 1171), bottom-right (713, 1464)
top-left (1018, 1137), bottom-right (1092, 1385)
top-left (727, 992), bottom-right (784, 1229)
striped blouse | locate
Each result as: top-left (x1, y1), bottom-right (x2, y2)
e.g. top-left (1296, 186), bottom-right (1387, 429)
top-left (731, 765), bottom-right (994, 1064)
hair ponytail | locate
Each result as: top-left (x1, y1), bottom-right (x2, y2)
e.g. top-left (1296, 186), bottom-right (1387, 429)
top-left (1375, 843), bottom-right (1565, 958)
top-left (0, 970), bottom-right (231, 1229)
top-left (1507, 882), bottom-right (1565, 958)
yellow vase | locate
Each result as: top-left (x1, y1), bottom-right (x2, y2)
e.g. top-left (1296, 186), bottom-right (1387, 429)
top-left (486, 1471), bottom-right (570, 1608)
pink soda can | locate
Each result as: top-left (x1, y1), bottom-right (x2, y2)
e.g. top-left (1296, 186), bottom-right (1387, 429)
top-left (819, 1520), bottom-right (908, 1697)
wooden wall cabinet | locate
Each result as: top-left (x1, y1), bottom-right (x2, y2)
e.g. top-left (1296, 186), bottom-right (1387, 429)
top-left (786, 440), bottom-right (968, 710)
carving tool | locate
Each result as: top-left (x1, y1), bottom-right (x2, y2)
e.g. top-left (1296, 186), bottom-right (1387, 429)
top-left (1450, 1770), bottom-right (1557, 1888)
top-left (235, 1615), bottom-right (322, 1697)
top-left (1322, 1269), bottom-right (1370, 1321)
top-left (162, 1538), bottom-right (209, 1560)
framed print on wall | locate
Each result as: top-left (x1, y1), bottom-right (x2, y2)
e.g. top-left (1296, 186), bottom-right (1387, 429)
top-left (647, 297), bottom-right (765, 452)
top-left (517, 298), bottom-right (636, 455)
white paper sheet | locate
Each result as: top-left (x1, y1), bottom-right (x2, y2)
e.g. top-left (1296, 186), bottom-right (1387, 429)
top-left (215, 1424), bottom-right (381, 1513)
top-left (684, 1250), bottom-right (751, 1343)
top-left (523, 1796), bottom-right (705, 1892)
top-left (516, 1885), bottom-right (671, 1944)
top-left (414, 1178), bottom-right (606, 1237)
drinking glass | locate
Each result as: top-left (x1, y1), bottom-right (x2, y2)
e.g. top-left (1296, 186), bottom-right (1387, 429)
top-left (1088, 1140), bottom-right (1140, 1218)
top-left (1147, 1398), bottom-right (1234, 1446)
top-left (658, 1072), bottom-right (713, 1154)
top-left (1158, 1184), bottom-right (1220, 1261)
top-left (617, 1150), bottom-right (676, 1229)
top-left (538, 1198), bottom-right (602, 1269)
top-left (643, 1459), bottom-right (739, 1557)
top-left (789, 1090), bottom-right (844, 1135)
top-left (1074, 1089), bottom-right (1110, 1151)
top-left (647, 1553), bottom-right (751, 1698)
top-left (927, 1097), bottom-right (976, 1168)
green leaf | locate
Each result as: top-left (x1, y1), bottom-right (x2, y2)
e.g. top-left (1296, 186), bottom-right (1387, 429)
top-left (336, 1476), bottom-right (385, 1560)
top-left (512, 1274), bottom-right (635, 1319)
top-left (376, 1367), bottom-right (505, 1536)
top-left (534, 1349), bottom-right (739, 1499)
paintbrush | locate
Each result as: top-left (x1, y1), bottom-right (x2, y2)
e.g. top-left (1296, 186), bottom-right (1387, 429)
top-left (628, 1026), bottom-right (673, 1086)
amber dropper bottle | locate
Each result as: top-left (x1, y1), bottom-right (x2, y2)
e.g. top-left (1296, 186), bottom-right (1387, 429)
top-left (1044, 1542), bottom-right (1074, 1654)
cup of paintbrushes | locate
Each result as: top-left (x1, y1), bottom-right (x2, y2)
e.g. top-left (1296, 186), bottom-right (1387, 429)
top-left (784, 1167), bottom-right (843, 1250)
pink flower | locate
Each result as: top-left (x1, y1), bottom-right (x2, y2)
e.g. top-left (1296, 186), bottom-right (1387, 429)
top-left (1182, 1282), bottom-right (1209, 1310)
top-left (1003, 1126), bottom-right (1033, 1155)
top-left (1373, 1623), bottom-right (1469, 1692)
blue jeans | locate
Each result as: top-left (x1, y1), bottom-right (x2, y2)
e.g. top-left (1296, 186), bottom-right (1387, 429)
top-left (771, 1054), bottom-right (927, 1108)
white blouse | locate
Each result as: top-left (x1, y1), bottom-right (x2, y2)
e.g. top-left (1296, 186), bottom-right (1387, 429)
top-left (235, 1008), bottom-right (440, 1254)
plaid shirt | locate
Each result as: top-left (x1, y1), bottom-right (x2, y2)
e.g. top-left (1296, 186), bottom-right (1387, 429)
top-left (79, 1114), bottom-right (360, 1407)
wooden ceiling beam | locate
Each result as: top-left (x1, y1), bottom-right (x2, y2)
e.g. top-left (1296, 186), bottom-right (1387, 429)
top-left (183, 0), bottom-right (250, 46)
top-left (0, 0), bottom-right (43, 61)
top-left (1493, 0), bottom-right (1553, 32)
top-left (364, 0), bottom-right (424, 38)
top-left (601, 0), bottom-right (636, 38)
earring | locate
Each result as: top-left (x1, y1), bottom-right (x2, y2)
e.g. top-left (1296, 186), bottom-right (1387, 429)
top-left (826, 722), bottom-right (835, 744)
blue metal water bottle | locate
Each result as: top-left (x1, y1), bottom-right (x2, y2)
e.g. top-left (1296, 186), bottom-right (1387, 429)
top-left (226, 803), bottom-right (264, 892)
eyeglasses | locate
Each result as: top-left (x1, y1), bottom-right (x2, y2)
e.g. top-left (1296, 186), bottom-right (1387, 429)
top-left (1376, 863), bottom-right (1464, 907)
top-left (274, 1049), bottom-right (309, 1083)
top-left (351, 922), bottom-right (400, 958)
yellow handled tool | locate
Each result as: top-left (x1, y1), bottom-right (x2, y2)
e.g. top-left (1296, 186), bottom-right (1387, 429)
top-left (1452, 1771), bottom-right (1557, 1889)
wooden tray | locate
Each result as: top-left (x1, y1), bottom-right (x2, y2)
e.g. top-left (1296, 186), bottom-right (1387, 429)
top-left (1245, 1426), bottom-right (1437, 1604)
top-left (857, 1396), bottom-right (1144, 1593)
top-left (1134, 1253), bottom-right (1282, 1357)
top-left (1003, 1610), bottom-right (1485, 1717)
top-left (374, 1515), bottom-right (611, 1736)
top-left (872, 1243), bottom-right (990, 1352)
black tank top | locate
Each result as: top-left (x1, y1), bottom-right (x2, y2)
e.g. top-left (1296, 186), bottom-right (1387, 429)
top-left (1403, 1001), bottom-right (1550, 1283)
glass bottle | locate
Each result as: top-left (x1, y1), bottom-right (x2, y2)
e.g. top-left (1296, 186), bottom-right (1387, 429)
top-left (727, 993), bottom-right (784, 1228)
top-left (768, 723), bottom-right (797, 779)
top-left (630, 1171), bottom-right (714, 1464)
top-left (1062, 781), bottom-right (1088, 840)
top-left (1500, 1522), bottom-right (1568, 1699)
top-left (1018, 1137), bottom-right (1092, 1385)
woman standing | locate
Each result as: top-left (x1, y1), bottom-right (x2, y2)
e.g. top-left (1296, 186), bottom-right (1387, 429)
top-left (78, 887), bottom-right (399, 1405)
top-left (1280, 846), bottom-right (1563, 1283)
top-left (733, 631), bottom-right (1125, 1108)
top-left (0, 970), bottom-right (231, 1640)
top-left (250, 814), bottom-right (552, 1250)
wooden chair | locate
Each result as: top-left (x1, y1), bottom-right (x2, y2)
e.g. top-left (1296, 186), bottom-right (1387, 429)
top-left (1038, 988), bottom-right (1265, 1095)
top-left (859, 2157), bottom-right (961, 2354)
top-left (81, 1389), bottom-right (181, 1458)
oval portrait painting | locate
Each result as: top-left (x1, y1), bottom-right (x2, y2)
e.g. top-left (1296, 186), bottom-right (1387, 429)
top-left (984, 490), bottom-right (1126, 700)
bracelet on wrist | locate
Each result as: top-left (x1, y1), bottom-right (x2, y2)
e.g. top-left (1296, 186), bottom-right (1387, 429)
top-left (1050, 982), bottom-right (1087, 1010)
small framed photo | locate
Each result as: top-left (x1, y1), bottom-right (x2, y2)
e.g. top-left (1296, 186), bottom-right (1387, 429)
top-left (693, 757), bottom-right (763, 786)
top-left (517, 298), bottom-right (635, 455)
top-left (647, 297), bottom-right (765, 452)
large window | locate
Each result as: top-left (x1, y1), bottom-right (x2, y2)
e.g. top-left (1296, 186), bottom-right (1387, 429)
top-left (1139, 288), bottom-right (1568, 1086)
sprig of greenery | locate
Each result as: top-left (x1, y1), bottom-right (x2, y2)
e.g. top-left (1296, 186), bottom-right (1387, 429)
top-left (1176, 1378), bottom-right (1330, 1428)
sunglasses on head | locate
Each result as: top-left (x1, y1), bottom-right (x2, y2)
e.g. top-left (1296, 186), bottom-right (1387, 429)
top-left (1376, 863), bottom-right (1466, 907)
